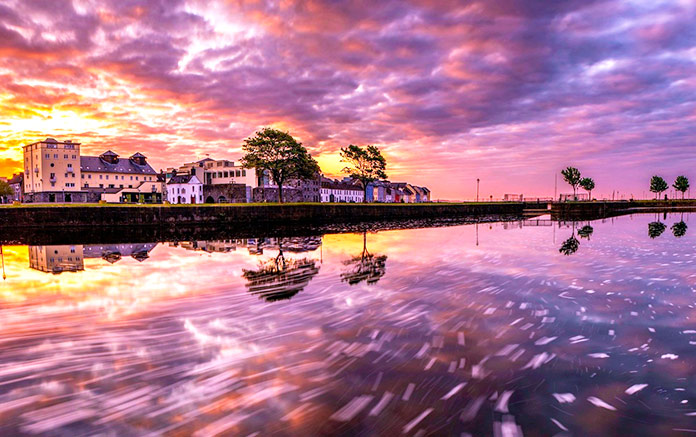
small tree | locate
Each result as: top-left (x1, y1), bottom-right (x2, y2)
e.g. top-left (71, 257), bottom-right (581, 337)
top-left (561, 167), bottom-right (582, 200)
top-left (672, 221), bottom-right (688, 238)
top-left (241, 128), bottom-right (320, 203)
top-left (0, 180), bottom-right (12, 201)
top-left (649, 176), bottom-right (668, 200)
top-left (340, 144), bottom-right (387, 202)
top-left (579, 177), bottom-right (595, 200)
top-left (648, 221), bottom-right (666, 238)
top-left (673, 175), bottom-right (689, 199)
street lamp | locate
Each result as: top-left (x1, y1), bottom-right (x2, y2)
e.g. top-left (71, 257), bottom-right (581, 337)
top-left (476, 178), bottom-right (480, 202)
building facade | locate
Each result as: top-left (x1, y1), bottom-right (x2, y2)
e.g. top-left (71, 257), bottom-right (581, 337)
top-left (167, 174), bottom-right (203, 204)
top-left (7, 173), bottom-right (23, 203)
top-left (22, 138), bottom-right (161, 203)
top-left (320, 178), bottom-right (364, 202)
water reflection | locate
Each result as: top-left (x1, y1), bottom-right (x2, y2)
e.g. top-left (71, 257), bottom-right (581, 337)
top-left (341, 231), bottom-right (388, 285)
top-left (1, 214), bottom-right (696, 435)
top-left (648, 221), bottom-right (667, 238)
top-left (672, 221), bottom-right (688, 238)
top-left (243, 237), bottom-right (321, 302)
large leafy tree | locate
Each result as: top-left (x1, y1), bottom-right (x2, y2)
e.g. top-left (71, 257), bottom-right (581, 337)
top-left (561, 167), bottom-right (582, 200)
top-left (241, 128), bottom-right (320, 203)
top-left (673, 175), bottom-right (689, 199)
top-left (340, 145), bottom-right (387, 202)
top-left (649, 175), bottom-right (669, 200)
top-left (579, 177), bottom-right (595, 200)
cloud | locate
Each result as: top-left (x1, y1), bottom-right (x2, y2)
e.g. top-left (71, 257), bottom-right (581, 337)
top-left (0, 0), bottom-right (695, 199)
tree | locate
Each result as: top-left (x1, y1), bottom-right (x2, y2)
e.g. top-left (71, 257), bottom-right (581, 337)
top-left (340, 145), bottom-right (387, 202)
top-left (561, 167), bottom-right (582, 200)
top-left (649, 176), bottom-right (668, 200)
top-left (579, 177), bottom-right (595, 200)
top-left (241, 128), bottom-right (320, 203)
top-left (672, 221), bottom-right (688, 238)
top-left (578, 225), bottom-right (594, 239)
top-left (673, 175), bottom-right (689, 199)
top-left (0, 180), bottom-right (12, 202)
top-left (559, 235), bottom-right (579, 255)
top-left (341, 231), bottom-right (388, 285)
top-left (648, 221), bottom-right (666, 238)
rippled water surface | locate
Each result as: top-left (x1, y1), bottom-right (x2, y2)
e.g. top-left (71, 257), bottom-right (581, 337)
top-left (1, 213), bottom-right (696, 436)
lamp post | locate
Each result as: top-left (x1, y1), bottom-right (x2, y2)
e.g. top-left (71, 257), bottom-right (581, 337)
top-left (476, 178), bottom-right (480, 202)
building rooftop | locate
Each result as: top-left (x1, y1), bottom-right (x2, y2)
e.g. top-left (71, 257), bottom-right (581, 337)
top-left (168, 174), bottom-right (200, 184)
top-left (81, 156), bottom-right (157, 174)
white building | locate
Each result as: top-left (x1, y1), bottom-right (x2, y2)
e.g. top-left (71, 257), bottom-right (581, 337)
top-left (320, 178), bottom-right (364, 203)
top-left (167, 174), bottom-right (203, 204)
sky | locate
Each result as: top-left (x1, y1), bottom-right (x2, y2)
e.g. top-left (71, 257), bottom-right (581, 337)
top-left (1, 0), bottom-right (695, 200)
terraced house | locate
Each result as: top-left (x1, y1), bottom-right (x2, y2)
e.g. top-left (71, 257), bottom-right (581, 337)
top-left (23, 138), bottom-right (162, 203)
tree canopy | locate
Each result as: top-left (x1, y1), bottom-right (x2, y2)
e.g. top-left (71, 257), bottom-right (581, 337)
top-left (673, 175), bottom-right (689, 199)
top-left (648, 221), bottom-right (666, 238)
top-left (649, 176), bottom-right (669, 199)
top-left (672, 221), bottom-right (688, 238)
top-left (340, 144), bottom-right (387, 202)
top-left (561, 167), bottom-right (582, 199)
top-left (0, 180), bottom-right (13, 198)
top-left (241, 128), bottom-right (320, 203)
top-left (579, 177), bottom-right (595, 199)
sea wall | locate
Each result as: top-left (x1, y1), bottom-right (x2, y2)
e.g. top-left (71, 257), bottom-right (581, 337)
top-left (0, 203), bottom-right (526, 229)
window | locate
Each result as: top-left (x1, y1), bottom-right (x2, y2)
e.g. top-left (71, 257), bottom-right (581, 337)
top-left (130, 176), bottom-right (133, 180)
top-left (54, 154), bottom-right (58, 158)
top-left (236, 170), bottom-right (241, 177)
top-left (49, 172), bottom-right (55, 179)
top-left (99, 175), bottom-right (103, 179)
top-left (106, 175), bottom-right (109, 180)
top-left (224, 171), bottom-right (228, 177)
top-left (120, 184), bottom-right (123, 188)
top-left (45, 153), bottom-right (50, 158)
top-left (64, 154), bottom-right (68, 159)
top-left (88, 175), bottom-right (92, 179)
top-left (242, 170), bottom-right (246, 176)
top-left (99, 184), bottom-right (103, 188)
top-left (72, 155), bottom-right (76, 159)
top-left (50, 163), bottom-right (54, 167)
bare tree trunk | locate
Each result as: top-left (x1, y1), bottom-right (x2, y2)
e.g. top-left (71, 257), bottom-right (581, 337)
top-left (278, 184), bottom-right (283, 203)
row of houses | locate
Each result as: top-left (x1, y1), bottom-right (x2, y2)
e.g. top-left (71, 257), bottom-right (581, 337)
top-left (2, 137), bottom-right (429, 204)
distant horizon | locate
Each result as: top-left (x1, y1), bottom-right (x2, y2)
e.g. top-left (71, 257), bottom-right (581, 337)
top-left (1, 1), bottom-right (695, 200)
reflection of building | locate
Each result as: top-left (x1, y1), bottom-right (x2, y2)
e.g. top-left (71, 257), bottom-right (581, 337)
top-left (175, 237), bottom-right (322, 255)
top-left (29, 243), bottom-right (157, 273)
top-left (177, 239), bottom-right (242, 253)
top-left (83, 243), bottom-right (157, 263)
top-left (29, 245), bottom-right (84, 273)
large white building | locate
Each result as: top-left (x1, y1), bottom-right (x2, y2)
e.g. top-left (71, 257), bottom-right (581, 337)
top-left (23, 138), bottom-right (161, 203)
top-left (169, 158), bottom-right (258, 188)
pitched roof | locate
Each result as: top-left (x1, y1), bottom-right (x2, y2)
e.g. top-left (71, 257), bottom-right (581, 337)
top-left (130, 152), bottom-right (146, 158)
top-left (168, 174), bottom-right (201, 184)
top-left (81, 156), bottom-right (157, 174)
top-left (100, 150), bottom-right (119, 157)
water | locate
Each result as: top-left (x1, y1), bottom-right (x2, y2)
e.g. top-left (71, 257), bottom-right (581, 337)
top-left (1, 213), bottom-right (695, 436)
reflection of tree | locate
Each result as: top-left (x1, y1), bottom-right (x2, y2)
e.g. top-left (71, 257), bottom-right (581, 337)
top-left (672, 221), bottom-right (688, 238)
top-left (242, 239), bottom-right (320, 302)
top-left (648, 222), bottom-right (666, 239)
top-left (341, 231), bottom-right (387, 285)
top-left (559, 235), bottom-right (579, 256)
top-left (577, 225), bottom-right (594, 240)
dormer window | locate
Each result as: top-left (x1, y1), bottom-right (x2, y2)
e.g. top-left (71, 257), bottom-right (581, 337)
top-left (99, 150), bottom-right (119, 164)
